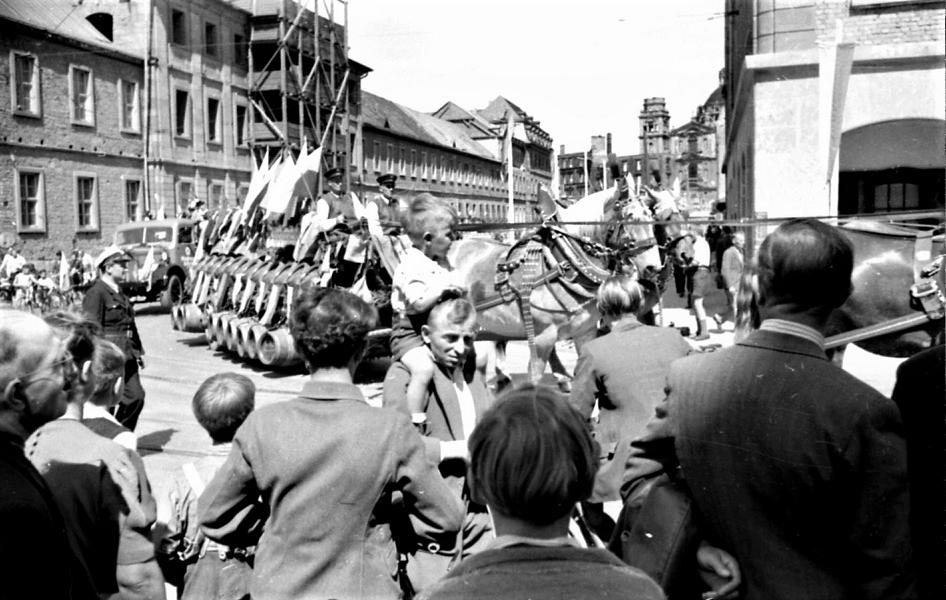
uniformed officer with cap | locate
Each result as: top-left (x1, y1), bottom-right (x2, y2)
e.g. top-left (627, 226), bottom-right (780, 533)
top-left (365, 173), bottom-right (402, 237)
top-left (82, 245), bottom-right (146, 430)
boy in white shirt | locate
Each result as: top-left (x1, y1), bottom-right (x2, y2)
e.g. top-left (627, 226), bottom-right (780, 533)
top-left (391, 194), bottom-right (467, 425)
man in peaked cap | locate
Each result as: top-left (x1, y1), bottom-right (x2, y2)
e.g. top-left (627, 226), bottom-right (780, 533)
top-left (365, 173), bottom-right (402, 238)
top-left (296, 166), bottom-right (367, 286)
top-left (82, 246), bottom-right (146, 431)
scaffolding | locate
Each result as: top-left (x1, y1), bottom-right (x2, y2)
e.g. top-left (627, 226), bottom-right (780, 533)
top-left (247, 0), bottom-right (366, 198)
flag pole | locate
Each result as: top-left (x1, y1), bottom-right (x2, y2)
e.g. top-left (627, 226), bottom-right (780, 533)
top-left (506, 111), bottom-right (515, 230)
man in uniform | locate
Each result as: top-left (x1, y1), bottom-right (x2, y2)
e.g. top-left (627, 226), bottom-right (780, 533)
top-left (82, 246), bottom-right (146, 431)
top-left (366, 173), bottom-right (403, 237)
top-left (297, 167), bottom-right (366, 286)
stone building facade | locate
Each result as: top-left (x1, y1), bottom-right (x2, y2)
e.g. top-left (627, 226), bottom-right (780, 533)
top-left (0, 2), bottom-right (145, 263)
top-left (724, 0), bottom-right (945, 229)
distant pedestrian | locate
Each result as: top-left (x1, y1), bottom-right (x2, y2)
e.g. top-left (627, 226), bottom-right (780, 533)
top-left (158, 373), bottom-right (256, 600)
top-left (716, 231), bottom-right (745, 326)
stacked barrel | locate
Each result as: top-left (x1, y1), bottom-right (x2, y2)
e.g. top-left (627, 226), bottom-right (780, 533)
top-left (171, 254), bottom-right (326, 369)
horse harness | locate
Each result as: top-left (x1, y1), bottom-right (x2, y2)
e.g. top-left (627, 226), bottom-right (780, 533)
top-left (473, 224), bottom-right (640, 380)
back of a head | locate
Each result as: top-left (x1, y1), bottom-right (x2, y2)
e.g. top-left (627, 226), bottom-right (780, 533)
top-left (596, 274), bottom-right (643, 320)
top-left (403, 193), bottom-right (457, 243)
top-left (89, 339), bottom-right (125, 405)
top-left (45, 310), bottom-right (100, 367)
top-left (192, 372), bottom-right (256, 443)
top-left (468, 385), bottom-right (597, 526)
top-left (757, 218), bottom-right (853, 311)
top-left (290, 286), bottom-right (378, 370)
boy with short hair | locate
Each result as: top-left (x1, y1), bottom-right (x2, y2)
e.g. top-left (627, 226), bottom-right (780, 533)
top-left (82, 338), bottom-right (137, 451)
top-left (390, 194), bottom-right (467, 426)
top-left (158, 372), bottom-right (256, 600)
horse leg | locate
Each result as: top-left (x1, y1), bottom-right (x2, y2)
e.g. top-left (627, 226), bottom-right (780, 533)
top-left (548, 346), bottom-right (573, 393)
top-left (489, 340), bottom-right (513, 393)
top-left (531, 326), bottom-right (559, 384)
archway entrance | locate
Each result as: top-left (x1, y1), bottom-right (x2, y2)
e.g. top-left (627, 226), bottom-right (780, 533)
top-left (838, 119), bottom-right (945, 216)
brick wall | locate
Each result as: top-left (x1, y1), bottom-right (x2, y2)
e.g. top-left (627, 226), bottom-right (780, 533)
top-left (0, 29), bottom-right (145, 262)
top-left (816, 0), bottom-right (945, 45)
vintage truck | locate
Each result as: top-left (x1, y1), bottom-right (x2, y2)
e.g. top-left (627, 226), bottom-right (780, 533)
top-left (113, 218), bottom-right (199, 308)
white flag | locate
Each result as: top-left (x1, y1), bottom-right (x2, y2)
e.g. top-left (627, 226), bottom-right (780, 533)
top-left (58, 252), bottom-right (70, 291)
top-left (263, 153), bottom-right (299, 217)
top-left (141, 246), bottom-right (156, 292)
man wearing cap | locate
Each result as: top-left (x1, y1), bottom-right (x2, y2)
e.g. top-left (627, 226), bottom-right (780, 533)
top-left (366, 173), bottom-right (403, 237)
top-left (82, 246), bottom-right (146, 431)
top-left (298, 166), bottom-right (368, 286)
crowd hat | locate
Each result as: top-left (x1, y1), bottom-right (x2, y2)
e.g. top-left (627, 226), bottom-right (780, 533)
top-left (324, 167), bottom-right (344, 181)
top-left (95, 245), bottom-right (131, 270)
top-left (377, 173), bottom-right (397, 187)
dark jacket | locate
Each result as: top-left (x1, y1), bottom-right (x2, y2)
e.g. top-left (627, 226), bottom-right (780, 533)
top-left (82, 278), bottom-right (143, 360)
top-left (419, 544), bottom-right (665, 600)
top-left (891, 344), bottom-right (945, 600)
top-left (199, 381), bottom-right (464, 600)
top-left (623, 329), bottom-right (917, 600)
top-left (1, 431), bottom-right (98, 600)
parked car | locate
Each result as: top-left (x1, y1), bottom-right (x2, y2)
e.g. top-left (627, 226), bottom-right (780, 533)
top-left (113, 218), bottom-right (199, 308)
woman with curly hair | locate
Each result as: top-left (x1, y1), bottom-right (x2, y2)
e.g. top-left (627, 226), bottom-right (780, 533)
top-left (199, 286), bottom-right (464, 600)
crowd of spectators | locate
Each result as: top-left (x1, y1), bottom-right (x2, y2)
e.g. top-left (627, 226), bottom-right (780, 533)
top-left (0, 203), bottom-right (940, 600)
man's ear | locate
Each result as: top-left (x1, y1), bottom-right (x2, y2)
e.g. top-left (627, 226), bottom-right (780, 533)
top-left (2, 380), bottom-right (26, 411)
top-left (80, 361), bottom-right (92, 385)
top-left (420, 324), bottom-right (432, 345)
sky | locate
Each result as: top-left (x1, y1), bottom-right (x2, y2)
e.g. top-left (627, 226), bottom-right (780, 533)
top-left (347, 0), bottom-right (725, 156)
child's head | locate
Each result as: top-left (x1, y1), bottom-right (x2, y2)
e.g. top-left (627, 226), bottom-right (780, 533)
top-left (89, 339), bottom-right (126, 407)
top-left (468, 384), bottom-right (598, 527)
top-left (192, 373), bottom-right (256, 443)
top-left (403, 194), bottom-right (458, 259)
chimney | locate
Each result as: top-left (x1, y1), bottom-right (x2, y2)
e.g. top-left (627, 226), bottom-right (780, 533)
top-left (606, 133), bottom-right (612, 154)
top-left (560, 144), bottom-right (565, 155)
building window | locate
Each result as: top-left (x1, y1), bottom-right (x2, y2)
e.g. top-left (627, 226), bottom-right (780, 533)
top-left (174, 89), bottom-right (191, 138)
top-left (206, 96), bottom-right (221, 143)
top-left (75, 174), bottom-right (99, 231)
top-left (410, 150), bottom-right (417, 177)
top-left (204, 22), bottom-right (217, 57)
top-left (233, 33), bottom-right (247, 68)
top-left (399, 147), bottom-right (406, 175)
top-left (69, 65), bottom-right (94, 126)
top-left (373, 141), bottom-right (381, 171)
top-left (125, 179), bottom-right (141, 220)
top-left (119, 79), bottom-right (140, 132)
top-left (171, 9), bottom-right (187, 45)
top-left (386, 143), bottom-right (394, 173)
top-left (209, 182), bottom-right (224, 210)
top-left (11, 52), bottom-right (41, 117)
top-left (15, 169), bottom-right (45, 232)
top-left (177, 180), bottom-right (193, 215)
top-left (234, 102), bottom-right (247, 146)
top-left (421, 151), bottom-right (428, 179)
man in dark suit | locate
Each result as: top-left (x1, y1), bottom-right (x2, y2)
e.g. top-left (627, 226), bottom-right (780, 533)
top-left (623, 218), bottom-right (916, 600)
top-left (891, 343), bottom-right (944, 600)
top-left (383, 298), bottom-right (495, 591)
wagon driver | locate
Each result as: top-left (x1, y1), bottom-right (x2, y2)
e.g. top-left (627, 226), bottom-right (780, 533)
top-left (82, 245), bottom-right (146, 431)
